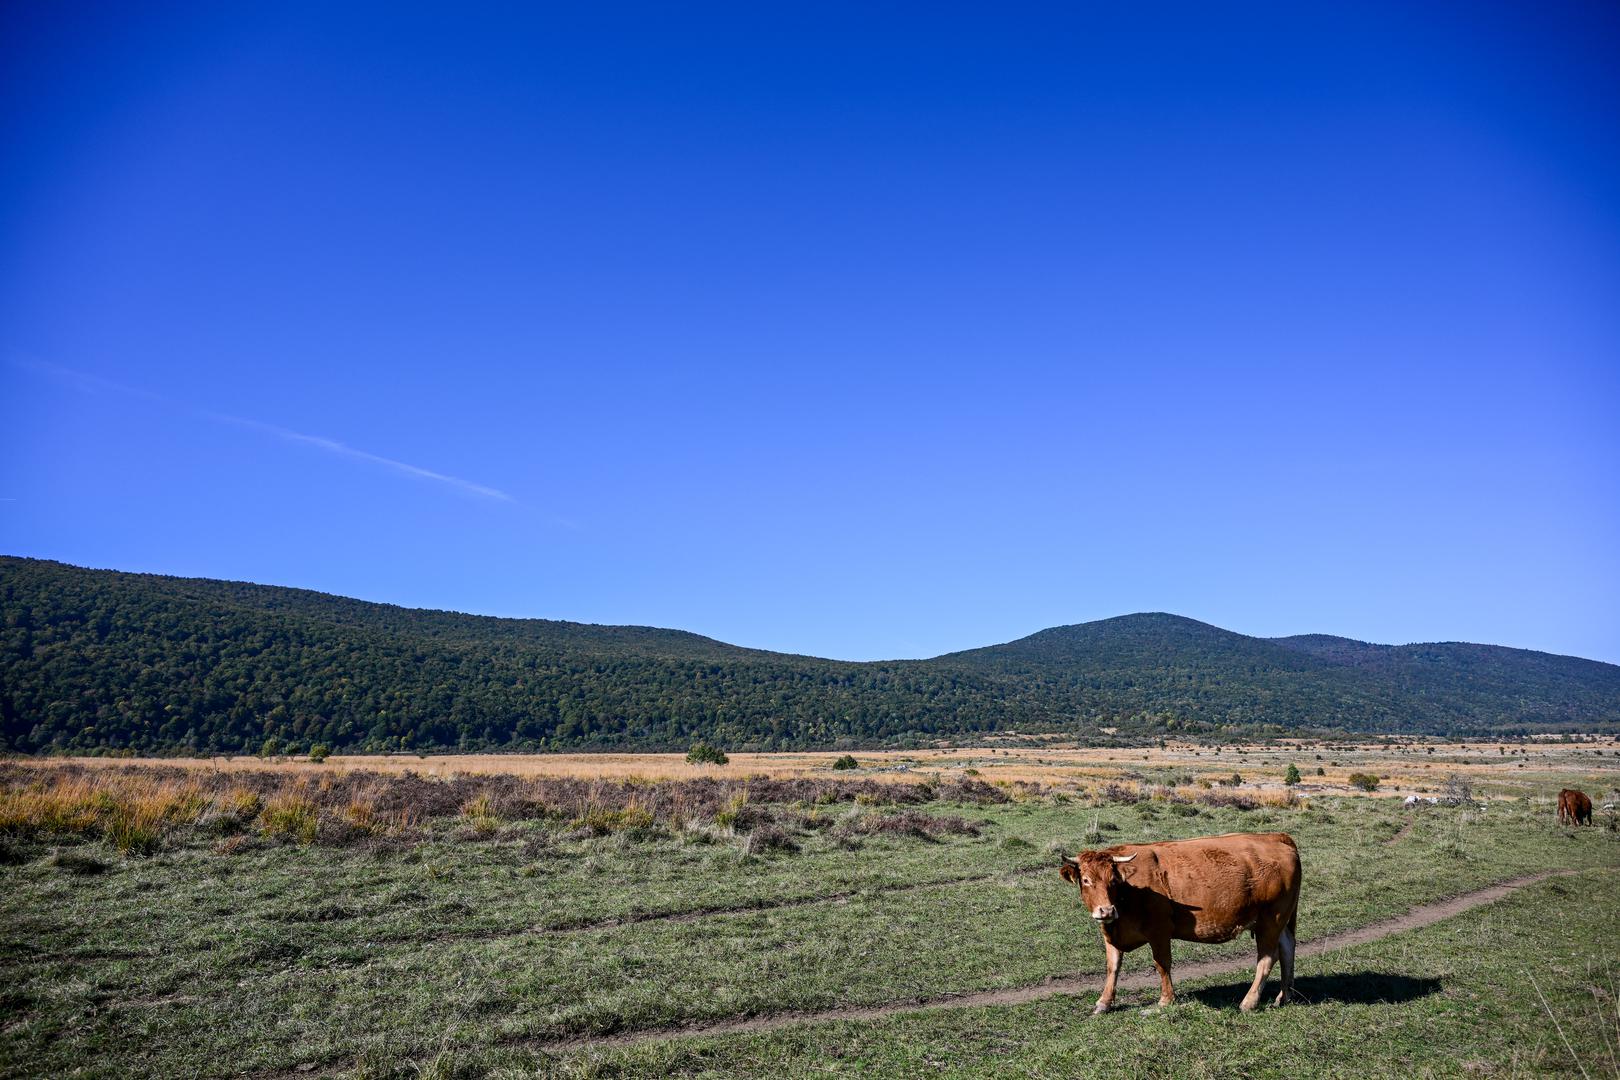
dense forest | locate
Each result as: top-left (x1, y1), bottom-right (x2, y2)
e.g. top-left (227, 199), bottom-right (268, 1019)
top-left (2, 556), bottom-right (1617, 755)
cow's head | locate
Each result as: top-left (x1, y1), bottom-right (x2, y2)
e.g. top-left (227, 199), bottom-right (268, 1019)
top-left (1058, 850), bottom-right (1137, 925)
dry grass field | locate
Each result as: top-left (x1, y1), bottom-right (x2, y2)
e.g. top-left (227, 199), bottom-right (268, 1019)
top-left (47, 734), bottom-right (1620, 797)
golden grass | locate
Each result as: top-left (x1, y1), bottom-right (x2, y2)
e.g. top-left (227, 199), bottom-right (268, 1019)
top-left (17, 736), bottom-right (1619, 809)
top-left (0, 772), bottom-right (210, 853)
top-left (0, 767), bottom-right (422, 852)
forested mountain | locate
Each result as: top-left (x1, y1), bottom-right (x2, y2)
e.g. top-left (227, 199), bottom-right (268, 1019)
top-left (2, 556), bottom-right (1617, 755)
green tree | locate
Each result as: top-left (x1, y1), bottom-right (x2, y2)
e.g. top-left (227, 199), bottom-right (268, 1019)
top-left (309, 744), bottom-right (330, 763)
top-left (686, 742), bottom-right (728, 766)
top-left (1284, 764), bottom-right (1301, 786)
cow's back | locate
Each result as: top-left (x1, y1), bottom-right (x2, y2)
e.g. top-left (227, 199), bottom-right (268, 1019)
top-left (1135, 832), bottom-right (1300, 944)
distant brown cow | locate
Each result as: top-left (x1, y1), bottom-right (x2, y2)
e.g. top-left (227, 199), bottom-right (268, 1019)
top-left (1557, 788), bottom-right (1593, 826)
top-left (1059, 831), bottom-right (1302, 1014)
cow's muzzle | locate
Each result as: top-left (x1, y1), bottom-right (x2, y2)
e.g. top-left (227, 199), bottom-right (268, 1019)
top-left (1091, 905), bottom-right (1118, 924)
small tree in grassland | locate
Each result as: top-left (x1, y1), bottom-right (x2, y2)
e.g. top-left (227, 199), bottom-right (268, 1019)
top-left (309, 744), bottom-right (331, 763)
top-left (1284, 764), bottom-right (1301, 786)
top-left (686, 742), bottom-right (728, 766)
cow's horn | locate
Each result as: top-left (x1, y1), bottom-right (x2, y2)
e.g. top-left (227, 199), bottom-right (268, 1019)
top-left (1111, 853), bottom-right (1137, 863)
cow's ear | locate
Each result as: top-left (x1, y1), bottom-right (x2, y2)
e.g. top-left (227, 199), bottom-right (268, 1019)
top-left (1059, 861), bottom-right (1079, 883)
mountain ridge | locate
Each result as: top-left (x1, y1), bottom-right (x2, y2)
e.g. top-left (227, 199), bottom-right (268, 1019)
top-left (3, 556), bottom-right (1617, 753)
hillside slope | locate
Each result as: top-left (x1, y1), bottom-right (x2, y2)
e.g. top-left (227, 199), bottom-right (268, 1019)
top-left (2, 557), bottom-right (1616, 753)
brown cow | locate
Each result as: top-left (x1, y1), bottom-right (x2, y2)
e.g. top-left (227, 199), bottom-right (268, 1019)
top-left (1557, 788), bottom-right (1593, 826)
top-left (1059, 831), bottom-right (1301, 1014)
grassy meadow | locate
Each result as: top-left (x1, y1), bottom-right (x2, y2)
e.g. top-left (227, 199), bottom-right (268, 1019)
top-left (1, 744), bottom-right (1617, 1078)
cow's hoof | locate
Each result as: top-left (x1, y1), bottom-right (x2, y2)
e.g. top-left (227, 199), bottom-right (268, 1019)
top-left (1239, 999), bottom-right (1259, 1013)
top-left (1091, 1003), bottom-right (1113, 1017)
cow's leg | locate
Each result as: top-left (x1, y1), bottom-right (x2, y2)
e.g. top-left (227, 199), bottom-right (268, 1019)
top-left (1272, 917), bottom-right (1296, 1007)
top-left (1149, 936), bottom-right (1175, 1008)
top-left (1093, 939), bottom-right (1123, 1015)
top-left (1240, 931), bottom-right (1279, 1012)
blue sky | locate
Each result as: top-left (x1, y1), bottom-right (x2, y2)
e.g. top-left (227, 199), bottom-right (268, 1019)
top-left (3, 2), bottom-right (1617, 663)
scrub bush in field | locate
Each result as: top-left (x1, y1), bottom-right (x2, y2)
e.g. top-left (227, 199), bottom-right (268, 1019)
top-left (1199, 790), bottom-right (1258, 811)
top-left (570, 803), bottom-right (656, 837)
top-left (686, 743), bottom-right (728, 766)
top-left (833, 811), bottom-right (980, 841)
top-left (831, 754), bottom-right (859, 770)
top-left (743, 824), bottom-right (799, 855)
top-left (260, 794), bottom-right (318, 844)
top-left (1348, 772), bottom-right (1381, 792)
top-left (0, 762), bottom-right (1015, 854)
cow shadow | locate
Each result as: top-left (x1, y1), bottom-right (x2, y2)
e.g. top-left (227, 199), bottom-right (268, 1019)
top-left (1183, 972), bottom-right (1442, 1009)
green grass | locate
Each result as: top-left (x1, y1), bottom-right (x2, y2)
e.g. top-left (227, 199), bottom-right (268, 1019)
top-left (524, 868), bottom-right (1620, 1079)
top-left (2, 791), bottom-right (1616, 1078)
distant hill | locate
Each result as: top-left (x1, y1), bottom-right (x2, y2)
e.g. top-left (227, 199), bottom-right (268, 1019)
top-left (2, 556), bottom-right (1616, 755)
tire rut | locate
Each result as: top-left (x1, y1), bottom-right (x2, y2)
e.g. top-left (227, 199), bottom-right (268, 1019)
top-left (522, 868), bottom-right (1583, 1056)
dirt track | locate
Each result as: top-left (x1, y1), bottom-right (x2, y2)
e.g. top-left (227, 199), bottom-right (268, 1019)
top-left (527, 869), bottom-right (1580, 1055)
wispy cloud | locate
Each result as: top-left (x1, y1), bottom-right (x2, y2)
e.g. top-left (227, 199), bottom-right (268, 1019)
top-left (204, 412), bottom-right (513, 501)
top-left (13, 358), bottom-right (515, 503)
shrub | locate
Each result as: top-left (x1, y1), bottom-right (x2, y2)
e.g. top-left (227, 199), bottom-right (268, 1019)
top-left (1222, 773), bottom-right (1244, 787)
top-left (743, 825), bottom-right (799, 855)
top-left (831, 754), bottom-right (859, 771)
top-left (713, 790), bottom-right (750, 829)
top-left (1199, 790), bottom-right (1258, 811)
top-left (309, 745), bottom-right (331, 764)
top-left (1284, 764), bottom-right (1301, 786)
top-left (260, 794), bottom-right (319, 844)
top-left (570, 804), bottom-right (656, 837)
top-left (834, 811), bottom-right (979, 842)
top-left (686, 743), bottom-right (728, 766)
top-left (103, 812), bottom-right (162, 855)
top-left (1316, 767), bottom-right (1326, 776)
top-left (1347, 773), bottom-right (1380, 792)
